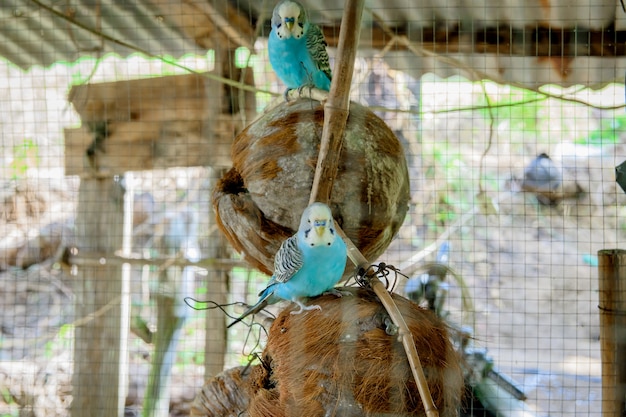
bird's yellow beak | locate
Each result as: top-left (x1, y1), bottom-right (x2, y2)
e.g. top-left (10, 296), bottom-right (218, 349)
top-left (286, 21), bottom-right (294, 31)
top-left (313, 220), bottom-right (327, 237)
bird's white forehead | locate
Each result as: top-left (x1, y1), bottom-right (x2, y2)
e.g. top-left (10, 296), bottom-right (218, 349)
top-left (278, 1), bottom-right (302, 19)
top-left (306, 204), bottom-right (332, 220)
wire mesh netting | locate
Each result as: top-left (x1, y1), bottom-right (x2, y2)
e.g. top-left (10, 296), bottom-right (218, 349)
top-left (1, 1), bottom-right (625, 417)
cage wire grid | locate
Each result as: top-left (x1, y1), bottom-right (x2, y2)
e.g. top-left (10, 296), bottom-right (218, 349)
top-left (0, 1), bottom-right (625, 416)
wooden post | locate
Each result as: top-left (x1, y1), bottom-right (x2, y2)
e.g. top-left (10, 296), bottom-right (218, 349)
top-left (201, 46), bottom-right (234, 377)
top-left (202, 42), bottom-right (256, 375)
top-left (598, 249), bottom-right (626, 417)
top-left (71, 176), bottom-right (127, 417)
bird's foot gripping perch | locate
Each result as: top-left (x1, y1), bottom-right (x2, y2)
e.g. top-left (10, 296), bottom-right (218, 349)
top-left (283, 84), bottom-right (326, 103)
top-left (290, 299), bottom-right (322, 315)
top-left (297, 83), bottom-right (314, 99)
top-left (283, 88), bottom-right (294, 102)
top-left (282, 86), bottom-right (307, 102)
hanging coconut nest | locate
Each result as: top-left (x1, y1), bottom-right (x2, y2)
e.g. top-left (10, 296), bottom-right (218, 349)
top-left (212, 99), bottom-right (410, 274)
top-left (190, 287), bottom-right (464, 417)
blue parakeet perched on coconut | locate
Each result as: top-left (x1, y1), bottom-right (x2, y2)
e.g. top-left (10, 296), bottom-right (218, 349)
top-left (228, 202), bottom-right (347, 328)
top-left (268, 0), bottom-right (332, 94)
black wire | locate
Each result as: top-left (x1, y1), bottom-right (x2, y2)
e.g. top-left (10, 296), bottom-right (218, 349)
top-left (184, 297), bottom-right (239, 317)
top-left (355, 262), bottom-right (408, 291)
top-left (598, 304), bottom-right (626, 315)
top-left (185, 295), bottom-right (277, 360)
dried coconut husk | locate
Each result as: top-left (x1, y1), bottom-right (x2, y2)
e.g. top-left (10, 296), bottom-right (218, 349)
top-left (212, 99), bottom-right (410, 275)
top-left (189, 366), bottom-right (251, 417)
top-left (246, 287), bottom-right (463, 417)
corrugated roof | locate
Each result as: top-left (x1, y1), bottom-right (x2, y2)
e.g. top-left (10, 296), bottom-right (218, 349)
top-left (3, 0), bottom-right (200, 68)
top-left (2, 0), bottom-right (626, 88)
top-left (251, 0), bottom-right (623, 30)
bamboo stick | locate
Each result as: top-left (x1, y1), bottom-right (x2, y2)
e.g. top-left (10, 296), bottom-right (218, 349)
top-left (598, 249), bottom-right (626, 417)
top-left (306, 0), bottom-right (439, 415)
top-left (308, 0), bottom-right (363, 205)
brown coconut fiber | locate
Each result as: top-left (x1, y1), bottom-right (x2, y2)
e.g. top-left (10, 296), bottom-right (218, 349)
top-left (240, 287), bottom-right (463, 417)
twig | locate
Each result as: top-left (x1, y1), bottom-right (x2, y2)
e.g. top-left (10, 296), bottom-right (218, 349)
top-left (368, 94), bottom-right (623, 115)
top-left (477, 80), bottom-right (495, 195)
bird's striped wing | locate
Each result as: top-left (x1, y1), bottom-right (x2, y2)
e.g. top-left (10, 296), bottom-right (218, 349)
top-left (305, 24), bottom-right (332, 82)
top-left (272, 235), bottom-right (304, 284)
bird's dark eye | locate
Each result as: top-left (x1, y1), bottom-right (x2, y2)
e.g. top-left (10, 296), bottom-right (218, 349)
top-left (298, 22), bottom-right (304, 28)
top-left (277, 23), bottom-right (282, 28)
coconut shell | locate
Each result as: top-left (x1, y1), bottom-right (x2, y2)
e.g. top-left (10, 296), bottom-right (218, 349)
top-left (213, 99), bottom-right (410, 274)
top-left (249, 287), bottom-right (463, 417)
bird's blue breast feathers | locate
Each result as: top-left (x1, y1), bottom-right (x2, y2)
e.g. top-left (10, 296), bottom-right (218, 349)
top-left (268, 28), bottom-right (331, 90)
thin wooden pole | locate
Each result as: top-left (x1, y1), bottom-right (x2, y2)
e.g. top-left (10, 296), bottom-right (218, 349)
top-left (65, 252), bottom-right (244, 269)
top-left (308, 0), bottom-right (364, 205)
top-left (598, 249), bottom-right (626, 417)
top-left (306, 1), bottom-right (439, 415)
top-left (205, 168), bottom-right (229, 377)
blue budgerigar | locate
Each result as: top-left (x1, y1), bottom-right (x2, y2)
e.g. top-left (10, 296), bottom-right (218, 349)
top-left (228, 202), bottom-right (347, 328)
top-left (268, 0), bottom-right (332, 93)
